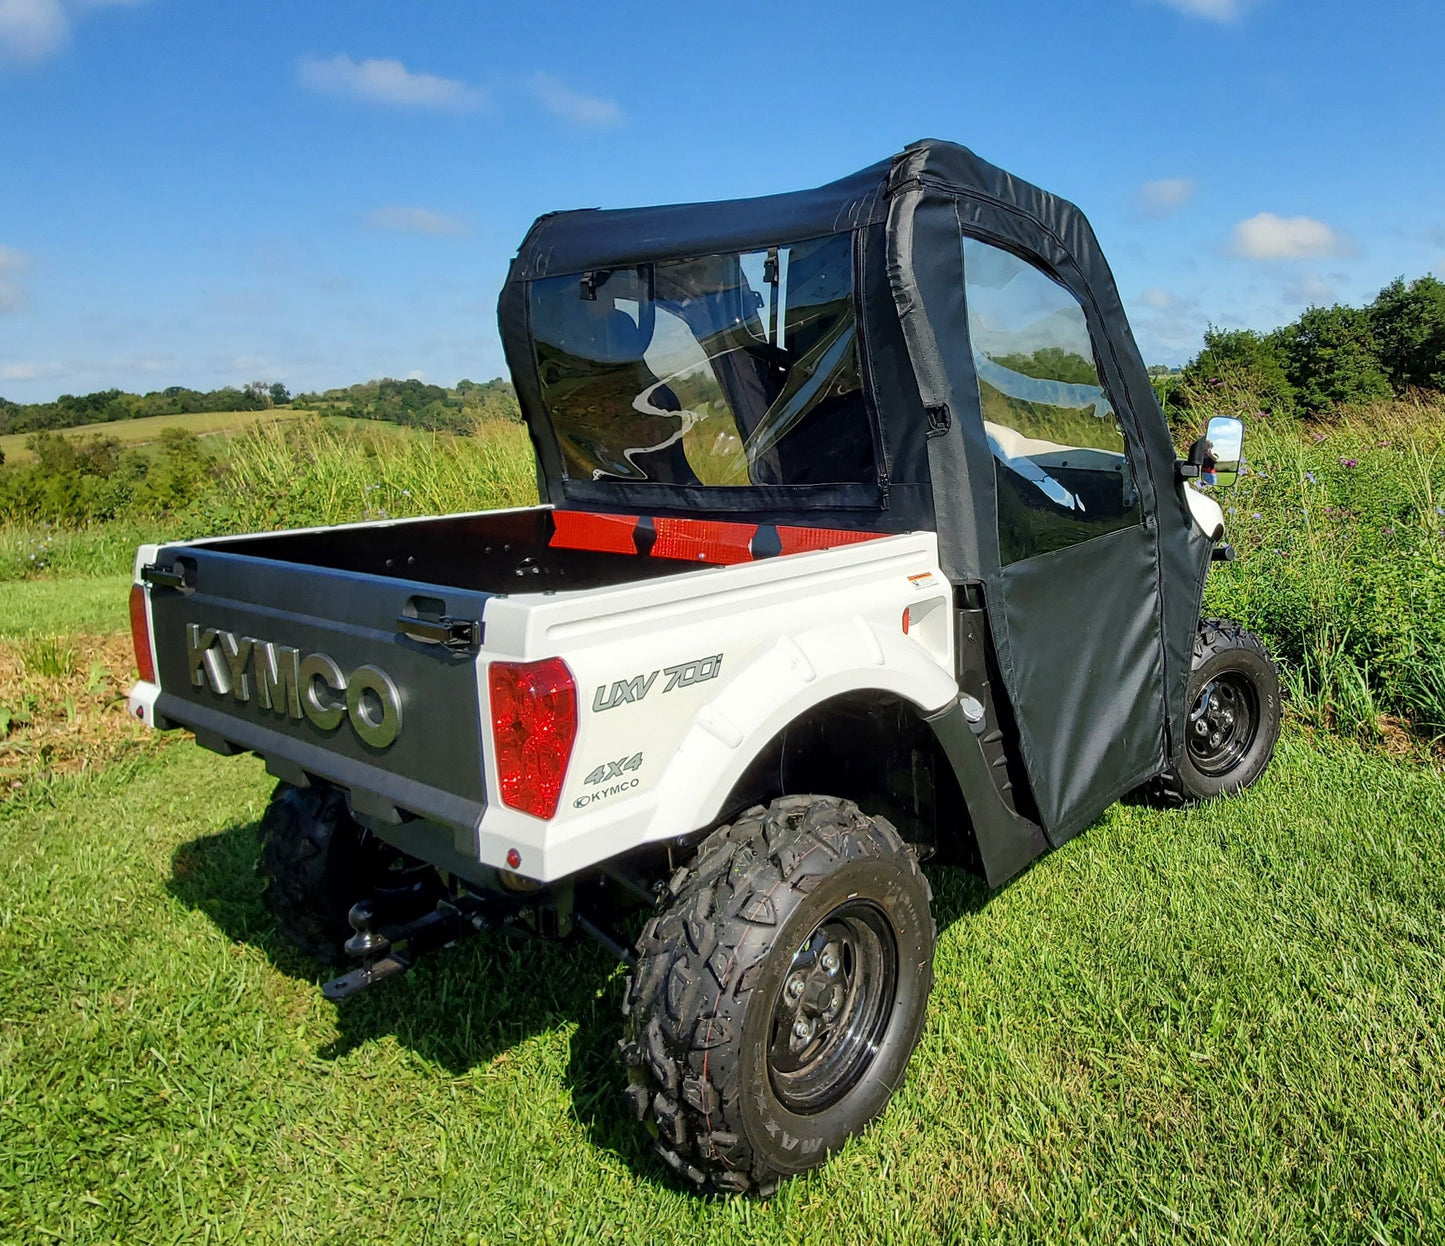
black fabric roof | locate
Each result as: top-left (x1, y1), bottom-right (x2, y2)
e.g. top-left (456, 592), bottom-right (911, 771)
top-left (510, 158), bottom-right (892, 278)
top-left (507, 140), bottom-right (1103, 281)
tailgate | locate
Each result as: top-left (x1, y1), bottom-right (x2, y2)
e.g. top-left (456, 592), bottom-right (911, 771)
top-left (146, 545), bottom-right (491, 832)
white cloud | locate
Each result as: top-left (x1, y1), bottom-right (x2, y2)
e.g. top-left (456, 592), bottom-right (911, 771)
top-left (0, 244), bottom-right (29, 313)
top-left (1153, 0), bottom-right (1256, 20)
top-left (362, 206), bottom-right (469, 238)
top-left (299, 54), bottom-right (486, 112)
top-left (2, 362), bottom-right (36, 380)
top-left (529, 72), bottom-right (622, 128)
top-left (1136, 178), bottom-right (1196, 217)
top-left (1283, 273), bottom-right (1335, 305)
top-left (1229, 212), bottom-right (1352, 260)
top-left (0, 0), bottom-right (67, 62)
top-left (0, 0), bottom-right (149, 64)
top-left (1140, 287), bottom-right (1181, 310)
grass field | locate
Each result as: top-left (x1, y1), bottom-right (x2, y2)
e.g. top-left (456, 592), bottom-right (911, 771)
top-left (0, 575), bottom-right (131, 637)
top-left (1, 582), bottom-right (1443, 1242)
top-left (0, 409), bottom-right (305, 463)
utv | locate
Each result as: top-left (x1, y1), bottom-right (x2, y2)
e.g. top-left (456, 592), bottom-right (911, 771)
top-left (127, 138), bottom-right (1279, 1194)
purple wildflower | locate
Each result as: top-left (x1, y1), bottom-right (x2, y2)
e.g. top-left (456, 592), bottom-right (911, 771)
top-left (1304, 471), bottom-right (1318, 484)
top-left (1252, 512), bottom-right (1263, 520)
top-left (1383, 527), bottom-right (1395, 535)
top-left (1340, 457), bottom-right (1358, 468)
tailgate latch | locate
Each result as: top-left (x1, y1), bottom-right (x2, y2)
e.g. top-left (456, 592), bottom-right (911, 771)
top-left (141, 561), bottom-right (190, 590)
top-left (397, 614), bottom-right (482, 654)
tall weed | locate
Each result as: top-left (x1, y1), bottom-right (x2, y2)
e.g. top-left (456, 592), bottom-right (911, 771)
top-left (1204, 392), bottom-right (1445, 740)
top-left (190, 416), bottom-right (537, 532)
top-left (19, 637), bottom-right (77, 679)
top-left (0, 417), bottom-right (538, 581)
top-left (6, 393), bottom-right (1445, 746)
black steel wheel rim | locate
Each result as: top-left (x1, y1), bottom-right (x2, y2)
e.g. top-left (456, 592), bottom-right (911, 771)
top-left (1187, 670), bottom-right (1260, 777)
top-left (767, 899), bottom-right (899, 1115)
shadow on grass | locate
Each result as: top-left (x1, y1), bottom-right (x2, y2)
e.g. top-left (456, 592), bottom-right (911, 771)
top-left (167, 817), bottom-right (994, 1191)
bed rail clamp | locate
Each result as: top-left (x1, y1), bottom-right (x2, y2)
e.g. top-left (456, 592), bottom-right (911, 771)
top-left (397, 614), bottom-right (482, 654)
top-left (141, 561), bottom-right (190, 590)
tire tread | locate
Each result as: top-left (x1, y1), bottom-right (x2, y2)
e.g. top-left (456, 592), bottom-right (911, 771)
top-left (619, 795), bottom-right (934, 1195)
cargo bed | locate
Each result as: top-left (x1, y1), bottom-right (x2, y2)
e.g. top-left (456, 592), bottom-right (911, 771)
top-left (130, 504), bottom-right (898, 851)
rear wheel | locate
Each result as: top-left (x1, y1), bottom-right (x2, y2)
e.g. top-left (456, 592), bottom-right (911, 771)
top-left (1148, 618), bottom-right (1280, 806)
top-left (258, 782), bottom-right (443, 964)
top-left (619, 795), bottom-right (936, 1195)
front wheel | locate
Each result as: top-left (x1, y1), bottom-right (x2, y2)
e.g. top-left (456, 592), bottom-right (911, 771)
top-left (1148, 618), bottom-right (1281, 805)
top-left (619, 795), bottom-right (936, 1195)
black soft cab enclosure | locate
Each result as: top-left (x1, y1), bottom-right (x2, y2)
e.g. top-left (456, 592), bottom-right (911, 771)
top-left (498, 138), bottom-right (1215, 845)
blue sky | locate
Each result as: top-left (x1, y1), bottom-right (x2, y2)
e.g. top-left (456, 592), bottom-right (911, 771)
top-left (1, 0), bottom-right (1442, 402)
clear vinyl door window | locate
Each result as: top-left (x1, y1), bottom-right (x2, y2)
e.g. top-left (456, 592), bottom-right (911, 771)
top-left (962, 237), bottom-right (1140, 565)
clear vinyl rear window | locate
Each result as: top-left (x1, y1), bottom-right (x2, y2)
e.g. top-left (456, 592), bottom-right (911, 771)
top-left (529, 234), bottom-right (875, 488)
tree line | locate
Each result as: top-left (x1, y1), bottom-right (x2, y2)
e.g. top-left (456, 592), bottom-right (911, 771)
top-left (296, 377), bottom-right (521, 432)
top-left (1165, 273), bottom-right (1445, 419)
top-left (0, 376), bottom-right (524, 439)
top-left (0, 381), bottom-right (291, 437)
top-left (0, 377), bottom-right (524, 526)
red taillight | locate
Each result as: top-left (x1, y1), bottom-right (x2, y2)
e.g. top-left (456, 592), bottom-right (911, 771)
top-left (129, 584), bottom-right (156, 684)
top-left (488, 658), bottom-right (577, 820)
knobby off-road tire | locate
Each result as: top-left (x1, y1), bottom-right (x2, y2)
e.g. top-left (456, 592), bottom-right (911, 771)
top-left (620, 795), bottom-right (936, 1195)
top-left (1146, 618), bottom-right (1281, 806)
top-left (258, 782), bottom-right (441, 965)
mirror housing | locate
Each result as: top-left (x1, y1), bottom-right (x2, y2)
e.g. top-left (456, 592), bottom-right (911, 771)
top-left (1182, 415), bottom-right (1245, 488)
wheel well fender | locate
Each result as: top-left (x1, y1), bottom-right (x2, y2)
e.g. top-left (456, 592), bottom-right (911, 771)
top-left (643, 621), bottom-right (958, 846)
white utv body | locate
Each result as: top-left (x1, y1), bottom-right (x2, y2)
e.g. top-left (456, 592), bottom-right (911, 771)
top-left (128, 139), bottom-right (1274, 1195)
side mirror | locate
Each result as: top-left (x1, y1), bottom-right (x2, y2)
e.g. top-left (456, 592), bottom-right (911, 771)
top-left (1185, 416), bottom-right (1245, 488)
top-left (1202, 415), bottom-right (1244, 488)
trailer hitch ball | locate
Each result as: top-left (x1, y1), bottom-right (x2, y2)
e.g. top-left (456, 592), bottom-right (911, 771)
top-left (344, 901), bottom-right (391, 958)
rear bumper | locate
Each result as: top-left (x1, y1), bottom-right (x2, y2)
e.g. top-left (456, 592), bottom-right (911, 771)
top-left (132, 675), bottom-right (659, 886)
top-left (152, 689), bottom-right (485, 842)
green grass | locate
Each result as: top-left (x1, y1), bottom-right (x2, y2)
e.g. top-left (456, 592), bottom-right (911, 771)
top-left (1, 560), bottom-right (1443, 1241)
top-left (0, 409), bottom-right (304, 464)
top-left (1199, 394), bottom-right (1445, 741)
top-left (1, 731), bottom-right (1441, 1242)
top-left (1, 400), bottom-right (1443, 1238)
top-left (0, 417), bottom-right (539, 583)
top-left (196, 415), bottom-right (537, 533)
top-left (0, 575), bottom-right (132, 637)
